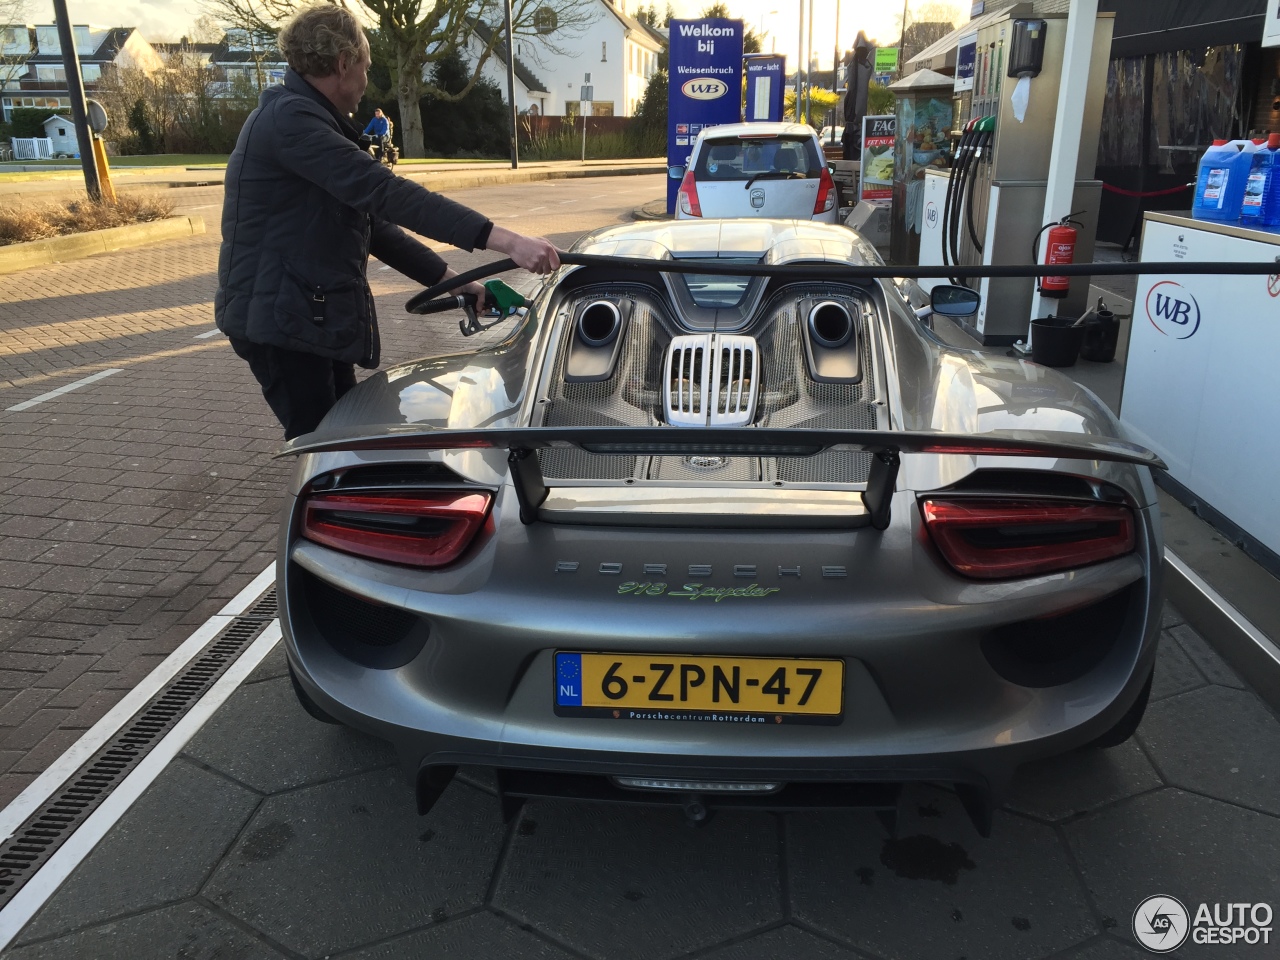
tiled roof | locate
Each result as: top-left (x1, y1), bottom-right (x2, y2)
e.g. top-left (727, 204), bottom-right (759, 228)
top-left (26, 26), bottom-right (134, 64)
top-left (602, 1), bottom-right (664, 49)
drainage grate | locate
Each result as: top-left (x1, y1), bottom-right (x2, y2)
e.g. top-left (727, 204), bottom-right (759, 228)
top-left (0, 589), bottom-right (277, 910)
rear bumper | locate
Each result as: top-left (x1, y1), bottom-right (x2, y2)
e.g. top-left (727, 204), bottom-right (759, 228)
top-left (281, 493), bottom-right (1163, 811)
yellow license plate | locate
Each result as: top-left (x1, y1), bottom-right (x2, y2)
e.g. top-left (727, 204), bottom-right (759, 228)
top-left (554, 652), bottom-right (844, 724)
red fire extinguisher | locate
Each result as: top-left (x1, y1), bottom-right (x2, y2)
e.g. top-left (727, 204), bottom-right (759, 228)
top-left (1032, 214), bottom-right (1084, 299)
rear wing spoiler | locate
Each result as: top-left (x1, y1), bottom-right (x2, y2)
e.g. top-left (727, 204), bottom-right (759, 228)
top-left (280, 426), bottom-right (1164, 530)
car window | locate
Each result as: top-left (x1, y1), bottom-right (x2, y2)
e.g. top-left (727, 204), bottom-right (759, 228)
top-left (682, 260), bottom-right (757, 308)
top-left (694, 136), bottom-right (822, 180)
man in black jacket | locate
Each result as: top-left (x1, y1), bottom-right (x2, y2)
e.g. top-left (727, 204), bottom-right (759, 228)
top-left (215, 4), bottom-right (560, 439)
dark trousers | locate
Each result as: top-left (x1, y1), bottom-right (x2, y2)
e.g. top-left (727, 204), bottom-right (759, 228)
top-left (230, 338), bottom-right (357, 440)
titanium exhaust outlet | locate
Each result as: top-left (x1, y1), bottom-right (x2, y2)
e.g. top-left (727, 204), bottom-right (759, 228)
top-left (576, 300), bottom-right (622, 347)
top-left (807, 301), bottom-right (854, 349)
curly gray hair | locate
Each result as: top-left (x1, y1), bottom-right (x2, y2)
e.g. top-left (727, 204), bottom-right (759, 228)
top-left (277, 4), bottom-right (368, 77)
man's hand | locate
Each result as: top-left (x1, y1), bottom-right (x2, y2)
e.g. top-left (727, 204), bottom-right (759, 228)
top-left (436, 267), bottom-right (486, 303)
top-left (486, 225), bottom-right (561, 274)
top-left (453, 280), bottom-right (487, 301)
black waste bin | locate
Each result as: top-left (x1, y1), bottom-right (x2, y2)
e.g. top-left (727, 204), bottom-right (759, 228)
top-left (1030, 316), bottom-right (1084, 367)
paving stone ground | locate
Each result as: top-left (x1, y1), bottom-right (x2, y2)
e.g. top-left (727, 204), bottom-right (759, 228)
top-left (0, 175), bottom-right (662, 805)
top-left (5, 609), bottom-right (1278, 960)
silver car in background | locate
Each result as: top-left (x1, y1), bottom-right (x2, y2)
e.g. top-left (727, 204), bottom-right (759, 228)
top-left (673, 122), bottom-right (841, 223)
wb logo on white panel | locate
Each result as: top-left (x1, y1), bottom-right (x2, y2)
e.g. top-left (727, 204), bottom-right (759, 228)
top-left (1145, 281), bottom-right (1201, 339)
top-left (682, 77), bottom-right (728, 100)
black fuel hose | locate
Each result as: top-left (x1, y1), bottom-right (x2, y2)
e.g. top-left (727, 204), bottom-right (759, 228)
top-left (947, 132), bottom-right (981, 281)
top-left (965, 131), bottom-right (992, 254)
top-left (941, 127), bottom-right (977, 279)
top-left (406, 253), bottom-right (1280, 311)
top-left (407, 293), bottom-right (478, 315)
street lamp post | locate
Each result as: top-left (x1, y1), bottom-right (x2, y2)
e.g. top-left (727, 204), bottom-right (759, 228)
top-left (503, 0), bottom-right (519, 169)
top-left (899, 0), bottom-right (910, 73)
top-left (796, 0), bottom-right (804, 122)
top-left (51, 0), bottom-right (100, 200)
top-left (805, 0), bottom-right (814, 124)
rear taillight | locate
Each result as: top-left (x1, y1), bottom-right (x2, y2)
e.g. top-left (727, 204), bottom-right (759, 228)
top-left (814, 166), bottom-right (837, 214)
top-left (920, 498), bottom-right (1135, 580)
top-left (678, 170), bottom-right (702, 217)
top-left (301, 490), bottom-right (492, 568)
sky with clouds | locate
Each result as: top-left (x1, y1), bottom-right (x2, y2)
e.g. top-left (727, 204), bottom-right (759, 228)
top-left (43, 0), bottom-right (926, 70)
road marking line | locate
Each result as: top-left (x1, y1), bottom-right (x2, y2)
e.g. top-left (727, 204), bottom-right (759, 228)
top-left (527, 206), bottom-right (547, 212)
top-left (0, 621), bottom-right (282, 951)
top-left (216, 563), bottom-right (278, 618)
top-left (558, 199), bottom-right (578, 204)
top-left (5, 368), bottom-right (122, 411)
top-left (0, 342), bottom-right (226, 393)
top-left (193, 329), bottom-right (221, 339)
top-left (0, 563), bottom-right (276, 849)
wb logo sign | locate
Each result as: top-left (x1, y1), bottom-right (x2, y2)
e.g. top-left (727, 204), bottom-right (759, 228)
top-left (1145, 280), bottom-right (1201, 339)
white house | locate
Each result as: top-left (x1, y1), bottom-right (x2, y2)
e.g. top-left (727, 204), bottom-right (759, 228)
top-left (1, 24), bottom-right (162, 122)
top-left (461, 0), bottom-right (664, 117)
top-left (464, 21), bottom-right (551, 116)
top-left (40, 112), bottom-right (76, 154)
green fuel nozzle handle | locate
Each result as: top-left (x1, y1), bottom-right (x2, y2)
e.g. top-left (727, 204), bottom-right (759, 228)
top-left (484, 279), bottom-right (527, 316)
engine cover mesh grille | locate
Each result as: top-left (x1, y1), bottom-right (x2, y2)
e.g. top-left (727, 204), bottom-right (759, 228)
top-left (537, 286), bottom-right (880, 485)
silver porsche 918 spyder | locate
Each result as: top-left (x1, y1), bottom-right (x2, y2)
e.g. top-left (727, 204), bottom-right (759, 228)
top-left (280, 220), bottom-right (1164, 835)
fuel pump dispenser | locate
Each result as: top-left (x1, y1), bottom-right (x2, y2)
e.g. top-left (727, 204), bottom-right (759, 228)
top-left (916, 8), bottom-right (1114, 344)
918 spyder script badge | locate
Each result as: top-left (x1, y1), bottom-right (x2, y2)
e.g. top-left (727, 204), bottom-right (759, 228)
top-left (618, 581), bottom-right (780, 601)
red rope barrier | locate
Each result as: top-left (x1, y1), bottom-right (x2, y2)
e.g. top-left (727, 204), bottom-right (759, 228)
top-left (1102, 181), bottom-right (1193, 198)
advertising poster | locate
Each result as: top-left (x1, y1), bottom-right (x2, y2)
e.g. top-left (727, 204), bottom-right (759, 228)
top-left (954, 34), bottom-right (977, 91)
top-left (859, 115), bottom-right (896, 203)
top-left (874, 47), bottom-right (898, 74)
top-left (667, 18), bottom-right (745, 213)
top-left (744, 54), bottom-right (786, 122)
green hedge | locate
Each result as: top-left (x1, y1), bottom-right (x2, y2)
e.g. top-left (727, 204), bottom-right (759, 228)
top-left (8, 107), bottom-right (70, 139)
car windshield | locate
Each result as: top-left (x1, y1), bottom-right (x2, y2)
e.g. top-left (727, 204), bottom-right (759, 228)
top-left (694, 135), bottom-right (822, 181)
top-left (681, 260), bottom-right (757, 308)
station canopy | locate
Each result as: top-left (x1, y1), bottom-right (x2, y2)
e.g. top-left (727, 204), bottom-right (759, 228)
top-left (903, 0), bottom-right (1267, 75)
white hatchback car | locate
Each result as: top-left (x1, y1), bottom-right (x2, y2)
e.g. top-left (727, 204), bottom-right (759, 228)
top-left (672, 122), bottom-right (841, 224)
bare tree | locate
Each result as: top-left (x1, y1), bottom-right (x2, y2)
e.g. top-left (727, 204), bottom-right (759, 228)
top-left (896, 2), bottom-right (961, 64)
top-left (188, 14), bottom-right (227, 43)
top-left (1, 0), bottom-right (34, 103)
top-left (699, 3), bottom-right (761, 54)
top-left (98, 47), bottom-right (256, 153)
top-left (204, 0), bottom-right (597, 158)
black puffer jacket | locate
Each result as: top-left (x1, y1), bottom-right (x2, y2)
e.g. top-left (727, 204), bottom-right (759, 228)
top-left (215, 70), bottom-right (492, 367)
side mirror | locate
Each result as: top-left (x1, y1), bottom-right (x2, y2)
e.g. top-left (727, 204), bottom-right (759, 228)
top-left (930, 284), bottom-right (981, 317)
top-left (668, 164), bottom-right (686, 180)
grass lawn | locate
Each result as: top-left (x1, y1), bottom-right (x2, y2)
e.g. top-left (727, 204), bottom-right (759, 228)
top-left (396, 157), bottom-right (507, 164)
top-left (0, 154), bottom-right (230, 168)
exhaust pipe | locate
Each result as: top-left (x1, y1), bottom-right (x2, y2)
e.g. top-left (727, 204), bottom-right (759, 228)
top-left (577, 300), bottom-right (622, 347)
top-left (807, 301), bottom-right (854, 349)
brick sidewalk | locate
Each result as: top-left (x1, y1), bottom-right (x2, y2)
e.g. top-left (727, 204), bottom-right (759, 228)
top-left (0, 175), bottom-right (661, 805)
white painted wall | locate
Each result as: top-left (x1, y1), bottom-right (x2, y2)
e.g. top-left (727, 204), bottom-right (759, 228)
top-left (461, 2), bottom-right (661, 117)
top-left (461, 33), bottom-right (544, 115)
